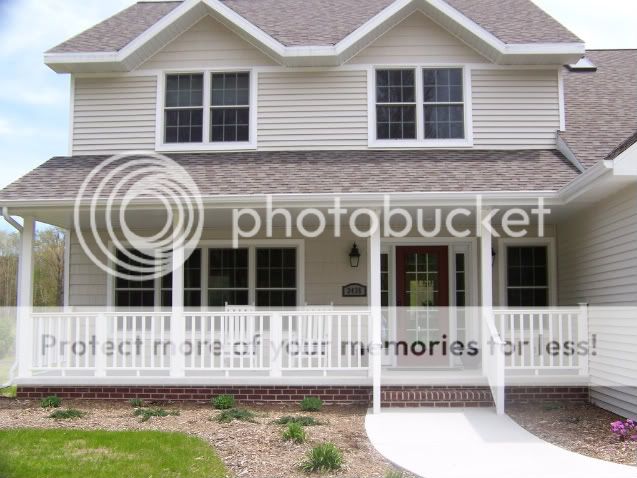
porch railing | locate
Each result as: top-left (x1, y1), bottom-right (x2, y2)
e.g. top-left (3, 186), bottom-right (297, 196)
top-left (29, 310), bottom-right (371, 378)
top-left (493, 305), bottom-right (589, 375)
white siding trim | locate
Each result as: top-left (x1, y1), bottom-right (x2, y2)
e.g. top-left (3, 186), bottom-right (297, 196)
top-left (68, 75), bottom-right (75, 156)
top-left (558, 68), bottom-right (566, 132)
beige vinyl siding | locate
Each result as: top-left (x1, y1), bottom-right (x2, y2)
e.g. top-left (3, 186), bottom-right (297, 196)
top-left (68, 232), bottom-right (108, 307)
top-left (557, 185), bottom-right (637, 419)
top-left (471, 69), bottom-right (560, 148)
top-left (257, 70), bottom-right (368, 150)
top-left (72, 76), bottom-right (157, 154)
top-left (348, 11), bottom-right (487, 65)
top-left (588, 308), bottom-right (637, 419)
top-left (141, 16), bottom-right (276, 70)
top-left (558, 185), bottom-right (637, 306)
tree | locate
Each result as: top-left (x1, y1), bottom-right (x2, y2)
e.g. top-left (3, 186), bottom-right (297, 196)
top-left (0, 226), bottom-right (66, 307)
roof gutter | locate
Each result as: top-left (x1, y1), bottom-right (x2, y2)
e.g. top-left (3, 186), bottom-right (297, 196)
top-left (2, 207), bottom-right (23, 233)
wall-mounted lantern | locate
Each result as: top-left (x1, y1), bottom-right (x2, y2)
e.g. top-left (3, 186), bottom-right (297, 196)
top-left (349, 243), bottom-right (361, 268)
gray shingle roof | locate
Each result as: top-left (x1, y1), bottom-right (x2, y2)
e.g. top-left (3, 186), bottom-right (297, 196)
top-left (48, 0), bottom-right (582, 54)
top-left (0, 151), bottom-right (579, 202)
top-left (606, 131), bottom-right (637, 161)
top-left (560, 50), bottom-right (637, 168)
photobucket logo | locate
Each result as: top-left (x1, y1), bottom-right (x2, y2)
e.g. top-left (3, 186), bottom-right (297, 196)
top-left (233, 195), bottom-right (550, 244)
top-left (73, 152), bottom-right (204, 280)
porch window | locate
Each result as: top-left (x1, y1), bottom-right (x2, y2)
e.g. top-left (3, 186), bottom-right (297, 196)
top-left (255, 248), bottom-right (297, 307)
top-left (423, 68), bottom-right (464, 139)
top-left (161, 249), bottom-right (202, 307)
top-left (376, 69), bottom-right (417, 140)
top-left (114, 249), bottom-right (155, 307)
top-left (164, 74), bottom-right (204, 143)
top-left (208, 249), bottom-right (249, 306)
top-left (210, 72), bottom-right (250, 142)
top-left (506, 246), bottom-right (549, 307)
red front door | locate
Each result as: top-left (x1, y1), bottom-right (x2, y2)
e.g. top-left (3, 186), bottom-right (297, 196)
top-left (395, 246), bottom-right (450, 367)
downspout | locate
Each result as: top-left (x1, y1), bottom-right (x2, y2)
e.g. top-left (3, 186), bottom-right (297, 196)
top-left (1, 207), bottom-right (21, 388)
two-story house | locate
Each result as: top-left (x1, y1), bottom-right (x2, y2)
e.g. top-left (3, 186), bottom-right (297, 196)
top-left (1, 0), bottom-right (636, 417)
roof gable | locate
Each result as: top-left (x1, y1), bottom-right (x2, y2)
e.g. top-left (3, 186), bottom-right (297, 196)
top-left (45, 0), bottom-right (584, 72)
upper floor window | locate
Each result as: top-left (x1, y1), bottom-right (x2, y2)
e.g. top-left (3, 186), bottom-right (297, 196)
top-left (423, 68), bottom-right (464, 139)
top-left (165, 74), bottom-right (204, 143)
top-left (211, 72), bottom-right (250, 142)
top-left (376, 69), bottom-right (416, 140)
top-left (162, 71), bottom-right (252, 148)
top-left (373, 67), bottom-right (467, 145)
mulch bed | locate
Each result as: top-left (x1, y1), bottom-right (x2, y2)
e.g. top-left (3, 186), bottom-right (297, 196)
top-left (507, 401), bottom-right (637, 466)
top-left (0, 399), bottom-right (411, 478)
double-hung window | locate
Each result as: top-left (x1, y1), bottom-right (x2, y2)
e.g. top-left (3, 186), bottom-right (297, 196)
top-left (164, 74), bottom-right (204, 143)
top-left (374, 67), bottom-right (466, 144)
top-left (506, 246), bottom-right (549, 307)
top-left (376, 69), bottom-right (416, 140)
top-left (163, 71), bottom-right (252, 147)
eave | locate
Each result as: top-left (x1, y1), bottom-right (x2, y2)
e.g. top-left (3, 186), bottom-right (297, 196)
top-left (44, 0), bottom-right (586, 73)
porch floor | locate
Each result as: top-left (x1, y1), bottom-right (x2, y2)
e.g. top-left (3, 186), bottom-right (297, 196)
top-left (365, 408), bottom-right (636, 478)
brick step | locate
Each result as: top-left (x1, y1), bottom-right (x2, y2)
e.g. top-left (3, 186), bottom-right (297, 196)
top-left (382, 386), bottom-right (494, 408)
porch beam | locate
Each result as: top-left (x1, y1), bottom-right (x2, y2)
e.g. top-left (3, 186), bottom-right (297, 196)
top-left (17, 216), bottom-right (35, 378)
top-left (368, 210), bottom-right (382, 414)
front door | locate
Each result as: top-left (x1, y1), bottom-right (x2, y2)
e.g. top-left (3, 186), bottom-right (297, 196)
top-left (395, 246), bottom-right (449, 367)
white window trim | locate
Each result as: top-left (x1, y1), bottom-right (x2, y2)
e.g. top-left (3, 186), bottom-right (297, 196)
top-left (368, 65), bottom-right (474, 148)
top-left (107, 239), bottom-right (305, 308)
top-left (155, 68), bottom-right (258, 152)
top-left (497, 237), bottom-right (557, 307)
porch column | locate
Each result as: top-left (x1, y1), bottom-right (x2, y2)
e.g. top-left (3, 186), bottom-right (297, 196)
top-left (170, 217), bottom-right (186, 377)
top-left (17, 216), bottom-right (35, 379)
top-left (368, 210), bottom-right (382, 414)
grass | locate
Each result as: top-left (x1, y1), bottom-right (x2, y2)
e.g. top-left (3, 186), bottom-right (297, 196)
top-left (48, 409), bottom-right (86, 420)
top-left (300, 442), bottom-right (343, 473)
top-left (0, 385), bottom-right (16, 398)
top-left (128, 398), bottom-right (144, 408)
top-left (0, 429), bottom-right (226, 478)
top-left (214, 408), bottom-right (257, 423)
top-left (300, 396), bottom-right (323, 412)
top-left (133, 407), bottom-right (180, 422)
top-left (274, 416), bottom-right (321, 426)
top-left (282, 422), bottom-right (306, 444)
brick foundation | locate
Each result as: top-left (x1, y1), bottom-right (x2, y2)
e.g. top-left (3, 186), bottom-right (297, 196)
top-left (505, 386), bottom-right (589, 404)
top-left (16, 385), bottom-right (590, 406)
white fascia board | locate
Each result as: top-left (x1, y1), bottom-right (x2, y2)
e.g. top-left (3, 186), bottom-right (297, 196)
top-left (558, 160), bottom-right (613, 203)
top-left (611, 141), bottom-right (637, 176)
top-left (43, 0), bottom-right (586, 72)
top-left (0, 191), bottom-right (562, 212)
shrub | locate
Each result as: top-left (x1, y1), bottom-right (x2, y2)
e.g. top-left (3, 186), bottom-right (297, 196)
top-left (300, 443), bottom-right (343, 473)
top-left (0, 318), bottom-right (15, 358)
top-left (133, 407), bottom-right (180, 423)
top-left (282, 422), bottom-right (306, 444)
top-left (48, 409), bottom-right (85, 420)
top-left (274, 416), bottom-right (320, 426)
top-left (611, 419), bottom-right (637, 441)
top-left (385, 470), bottom-right (404, 478)
top-left (215, 408), bottom-right (256, 423)
top-left (129, 398), bottom-right (144, 408)
top-left (300, 396), bottom-right (323, 412)
top-left (211, 394), bottom-right (235, 410)
top-left (40, 396), bottom-right (61, 408)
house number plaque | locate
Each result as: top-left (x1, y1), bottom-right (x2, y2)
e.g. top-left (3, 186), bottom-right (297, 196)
top-left (342, 283), bottom-right (367, 297)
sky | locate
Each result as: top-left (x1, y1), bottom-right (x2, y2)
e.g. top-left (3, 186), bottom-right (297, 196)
top-left (0, 0), bottom-right (636, 232)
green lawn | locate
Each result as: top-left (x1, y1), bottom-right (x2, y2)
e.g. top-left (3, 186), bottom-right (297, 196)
top-left (0, 429), bottom-right (227, 478)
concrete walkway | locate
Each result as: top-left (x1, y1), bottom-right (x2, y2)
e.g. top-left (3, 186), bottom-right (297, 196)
top-left (365, 408), bottom-right (637, 478)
